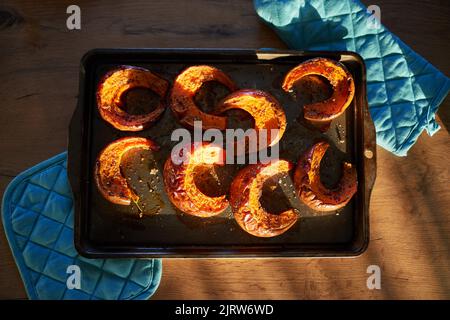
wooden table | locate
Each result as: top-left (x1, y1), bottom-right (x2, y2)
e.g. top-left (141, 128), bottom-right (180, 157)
top-left (0, 0), bottom-right (448, 299)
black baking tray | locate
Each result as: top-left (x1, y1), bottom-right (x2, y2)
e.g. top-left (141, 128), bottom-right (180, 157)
top-left (68, 48), bottom-right (376, 258)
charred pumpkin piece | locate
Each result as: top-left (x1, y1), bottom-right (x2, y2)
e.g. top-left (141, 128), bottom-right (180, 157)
top-left (94, 137), bottom-right (159, 205)
top-left (163, 142), bottom-right (229, 217)
top-left (216, 89), bottom-right (287, 150)
top-left (230, 160), bottom-right (298, 237)
top-left (282, 58), bottom-right (355, 122)
top-left (294, 141), bottom-right (357, 211)
top-left (97, 66), bottom-right (169, 131)
top-left (170, 65), bottom-right (237, 130)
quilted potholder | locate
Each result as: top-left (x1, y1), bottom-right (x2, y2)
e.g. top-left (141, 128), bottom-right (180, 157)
top-left (1, 152), bottom-right (162, 300)
top-left (254, 0), bottom-right (450, 156)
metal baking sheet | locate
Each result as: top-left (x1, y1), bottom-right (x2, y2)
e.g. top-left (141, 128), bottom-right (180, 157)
top-left (68, 48), bottom-right (376, 258)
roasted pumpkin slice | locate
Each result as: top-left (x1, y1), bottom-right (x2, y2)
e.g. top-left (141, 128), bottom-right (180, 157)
top-left (163, 142), bottom-right (229, 217)
top-left (230, 160), bottom-right (298, 237)
top-left (97, 66), bottom-right (169, 131)
top-left (294, 141), bottom-right (357, 211)
top-left (216, 89), bottom-right (286, 151)
top-left (94, 137), bottom-right (160, 205)
top-left (282, 58), bottom-right (355, 122)
top-left (170, 65), bottom-right (237, 130)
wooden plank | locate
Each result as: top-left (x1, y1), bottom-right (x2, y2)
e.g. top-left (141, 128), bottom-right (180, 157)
top-left (0, 0), bottom-right (448, 299)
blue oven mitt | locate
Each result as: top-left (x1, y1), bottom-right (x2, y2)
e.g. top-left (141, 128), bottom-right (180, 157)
top-left (254, 0), bottom-right (450, 156)
top-left (1, 152), bottom-right (162, 300)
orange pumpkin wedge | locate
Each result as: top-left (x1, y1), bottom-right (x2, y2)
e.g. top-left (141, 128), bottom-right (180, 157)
top-left (230, 159), bottom-right (298, 237)
top-left (97, 66), bottom-right (169, 131)
top-left (170, 65), bottom-right (237, 130)
top-left (282, 58), bottom-right (355, 122)
top-left (94, 137), bottom-right (159, 205)
top-left (163, 142), bottom-right (229, 217)
top-left (216, 89), bottom-right (287, 151)
top-left (294, 141), bottom-right (357, 211)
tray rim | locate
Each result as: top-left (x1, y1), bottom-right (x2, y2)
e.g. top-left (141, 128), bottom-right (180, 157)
top-left (68, 48), bottom-right (376, 258)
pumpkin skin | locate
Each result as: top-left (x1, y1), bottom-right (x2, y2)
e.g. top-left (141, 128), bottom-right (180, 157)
top-left (163, 142), bottom-right (229, 217)
top-left (97, 66), bottom-right (169, 131)
top-left (294, 141), bottom-right (357, 211)
top-left (216, 89), bottom-right (287, 151)
top-left (282, 58), bottom-right (355, 122)
top-left (94, 137), bottom-right (160, 205)
top-left (230, 159), bottom-right (298, 238)
top-left (170, 65), bottom-right (237, 130)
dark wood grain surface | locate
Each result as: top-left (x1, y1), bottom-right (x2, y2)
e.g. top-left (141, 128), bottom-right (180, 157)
top-left (0, 0), bottom-right (449, 299)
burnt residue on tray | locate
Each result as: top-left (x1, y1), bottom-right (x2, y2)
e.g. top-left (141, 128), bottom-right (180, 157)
top-left (69, 49), bottom-right (375, 257)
